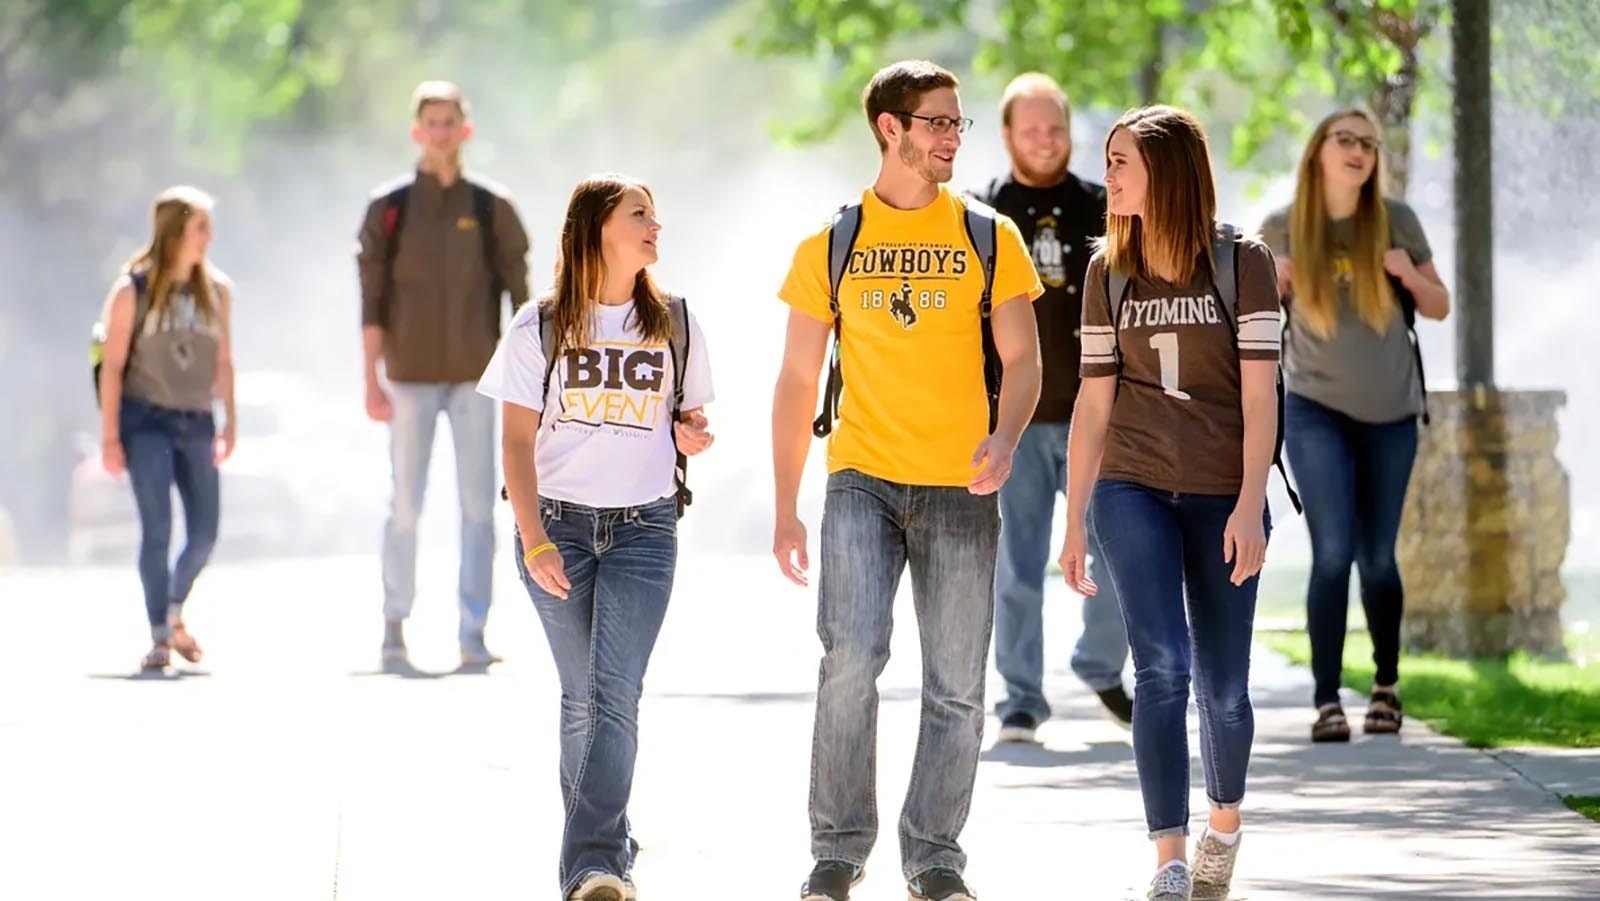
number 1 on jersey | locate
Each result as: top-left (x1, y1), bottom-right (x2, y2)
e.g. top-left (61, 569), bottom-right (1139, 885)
top-left (1148, 333), bottom-right (1192, 401)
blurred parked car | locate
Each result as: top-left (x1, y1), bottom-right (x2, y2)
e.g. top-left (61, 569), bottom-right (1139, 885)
top-left (67, 371), bottom-right (385, 565)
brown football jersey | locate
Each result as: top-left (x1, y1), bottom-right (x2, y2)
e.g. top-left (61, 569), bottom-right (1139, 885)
top-left (1080, 238), bottom-right (1281, 495)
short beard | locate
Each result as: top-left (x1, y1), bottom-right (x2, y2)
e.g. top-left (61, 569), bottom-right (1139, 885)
top-left (899, 134), bottom-right (950, 183)
top-left (1014, 158), bottom-right (1070, 187)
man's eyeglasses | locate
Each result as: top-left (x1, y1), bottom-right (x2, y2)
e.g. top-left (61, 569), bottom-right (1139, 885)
top-left (896, 112), bottom-right (974, 135)
top-left (1328, 130), bottom-right (1381, 154)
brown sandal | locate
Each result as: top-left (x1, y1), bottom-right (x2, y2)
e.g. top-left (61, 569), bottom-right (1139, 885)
top-left (170, 623), bottom-right (204, 664)
top-left (1364, 689), bottom-right (1404, 734)
top-left (1312, 703), bottom-right (1351, 742)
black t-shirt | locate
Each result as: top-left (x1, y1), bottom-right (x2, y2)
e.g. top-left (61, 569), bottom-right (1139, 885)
top-left (974, 172), bottom-right (1107, 423)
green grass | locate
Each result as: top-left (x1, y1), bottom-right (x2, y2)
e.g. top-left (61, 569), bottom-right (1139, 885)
top-left (1259, 631), bottom-right (1600, 748)
top-left (1565, 796), bottom-right (1600, 823)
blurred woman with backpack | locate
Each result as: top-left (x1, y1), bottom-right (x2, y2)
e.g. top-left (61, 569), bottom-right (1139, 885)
top-left (475, 173), bottom-right (714, 901)
top-left (96, 185), bottom-right (236, 671)
top-left (1258, 109), bottom-right (1450, 744)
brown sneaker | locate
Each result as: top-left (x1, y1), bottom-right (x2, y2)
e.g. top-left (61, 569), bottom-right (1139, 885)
top-left (1191, 826), bottom-right (1241, 900)
top-left (170, 623), bottom-right (204, 664)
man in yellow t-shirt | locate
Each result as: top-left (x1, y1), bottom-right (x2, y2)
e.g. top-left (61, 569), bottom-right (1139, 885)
top-left (771, 60), bottom-right (1043, 901)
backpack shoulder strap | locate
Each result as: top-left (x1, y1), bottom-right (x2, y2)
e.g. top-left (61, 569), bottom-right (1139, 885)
top-left (469, 181), bottom-right (497, 266)
top-left (827, 203), bottom-right (863, 318)
top-left (539, 303), bottom-right (558, 408)
top-left (961, 196), bottom-right (999, 313)
top-left (127, 271), bottom-right (152, 343)
top-left (1105, 265), bottom-right (1131, 364)
top-left (665, 295), bottom-right (690, 412)
top-left (381, 184), bottom-right (410, 258)
top-left (1213, 222), bottom-right (1241, 329)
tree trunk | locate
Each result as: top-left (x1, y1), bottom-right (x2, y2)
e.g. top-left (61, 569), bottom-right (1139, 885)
top-left (1138, 19), bottom-right (1165, 105)
top-left (1371, 46), bottom-right (1419, 197)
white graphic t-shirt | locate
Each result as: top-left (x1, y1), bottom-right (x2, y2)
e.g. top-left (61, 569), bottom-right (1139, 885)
top-left (476, 299), bottom-right (714, 508)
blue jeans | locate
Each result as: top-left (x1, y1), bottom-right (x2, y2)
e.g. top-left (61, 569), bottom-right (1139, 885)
top-left (382, 382), bottom-right (495, 640)
top-left (1090, 479), bottom-right (1268, 838)
top-left (1283, 392), bottom-right (1418, 707)
top-left (515, 496), bottom-right (677, 897)
top-left (810, 469), bottom-right (999, 879)
top-left (120, 397), bottom-right (220, 641)
top-left (994, 422), bottom-right (1130, 723)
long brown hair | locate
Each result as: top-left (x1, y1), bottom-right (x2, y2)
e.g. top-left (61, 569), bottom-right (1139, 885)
top-left (545, 174), bottom-right (672, 356)
top-left (124, 185), bottom-right (218, 330)
top-left (1098, 105), bottom-right (1217, 286)
top-left (1289, 108), bottom-right (1395, 339)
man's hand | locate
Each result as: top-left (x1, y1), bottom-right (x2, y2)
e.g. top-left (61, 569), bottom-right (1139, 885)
top-left (968, 433), bottom-right (1016, 495)
top-left (773, 514), bottom-right (810, 587)
top-left (365, 379), bottom-right (393, 422)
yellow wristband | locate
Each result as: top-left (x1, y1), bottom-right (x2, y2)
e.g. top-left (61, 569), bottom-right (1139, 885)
top-left (523, 542), bottom-right (557, 567)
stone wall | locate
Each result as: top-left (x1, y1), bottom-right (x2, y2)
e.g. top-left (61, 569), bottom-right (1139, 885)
top-left (1398, 388), bottom-right (1569, 657)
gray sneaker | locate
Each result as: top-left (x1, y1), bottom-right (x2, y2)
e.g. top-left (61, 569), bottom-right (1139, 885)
top-left (1148, 863), bottom-right (1192, 901)
top-left (1191, 827), bottom-right (1240, 900)
top-left (460, 632), bottom-right (502, 667)
top-left (381, 620), bottom-right (407, 663)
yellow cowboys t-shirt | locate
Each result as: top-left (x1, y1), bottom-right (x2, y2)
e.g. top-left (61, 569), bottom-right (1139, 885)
top-left (779, 186), bottom-right (1043, 487)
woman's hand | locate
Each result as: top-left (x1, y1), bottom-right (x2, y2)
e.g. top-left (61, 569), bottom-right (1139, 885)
top-left (1058, 520), bottom-right (1098, 596)
top-left (214, 422), bottom-right (236, 466)
top-left (522, 533), bottom-right (571, 600)
top-left (674, 408), bottom-right (714, 456)
top-left (1223, 499), bottom-right (1267, 586)
top-left (102, 438), bottom-right (126, 477)
top-left (1382, 248), bottom-right (1419, 285)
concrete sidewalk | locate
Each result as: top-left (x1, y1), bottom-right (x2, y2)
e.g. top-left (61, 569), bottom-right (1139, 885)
top-left (1, 554), bottom-right (1596, 900)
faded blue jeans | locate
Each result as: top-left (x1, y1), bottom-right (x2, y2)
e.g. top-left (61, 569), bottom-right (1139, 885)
top-left (381, 381), bottom-right (495, 640)
top-left (1090, 479), bottom-right (1268, 838)
top-left (994, 421), bottom-right (1130, 723)
top-left (810, 468), bottom-right (999, 879)
top-left (121, 397), bottom-right (220, 641)
top-left (515, 496), bottom-right (677, 897)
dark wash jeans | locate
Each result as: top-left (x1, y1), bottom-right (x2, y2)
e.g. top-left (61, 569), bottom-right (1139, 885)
top-left (120, 396), bottom-right (219, 640)
top-left (1090, 479), bottom-right (1268, 838)
top-left (1283, 391), bottom-right (1418, 707)
top-left (514, 495), bottom-right (677, 897)
top-left (810, 468), bottom-right (1000, 879)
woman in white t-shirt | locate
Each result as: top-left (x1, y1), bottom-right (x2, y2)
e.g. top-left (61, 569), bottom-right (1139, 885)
top-left (477, 174), bottom-right (714, 901)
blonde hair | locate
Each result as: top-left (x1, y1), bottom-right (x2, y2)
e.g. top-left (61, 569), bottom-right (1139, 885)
top-left (411, 80), bottom-right (470, 119)
top-left (1288, 108), bottom-right (1395, 339)
top-left (1097, 105), bottom-right (1217, 286)
top-left (544, 174), bottom-right (672, 357)
top-left (124, 185), bottom-right (218, 330)
top-left (1000, 72), bottom-right (1070, 127)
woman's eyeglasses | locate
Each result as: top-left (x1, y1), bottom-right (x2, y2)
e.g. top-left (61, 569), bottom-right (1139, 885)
top-left (1328, 130), bottom-right (1381, 154)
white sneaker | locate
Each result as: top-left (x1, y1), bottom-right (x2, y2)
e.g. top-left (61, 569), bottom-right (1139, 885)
top-left (569, 872), bottom-right (627, 901)
top-left (1148, 862), bottom-right (1192, 901)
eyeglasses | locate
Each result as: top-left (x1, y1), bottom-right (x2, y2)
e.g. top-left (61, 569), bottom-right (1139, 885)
top-left (896, 112), bottom-right (974, 135)
top-left (1328, 130), bottom-right (1381, 154)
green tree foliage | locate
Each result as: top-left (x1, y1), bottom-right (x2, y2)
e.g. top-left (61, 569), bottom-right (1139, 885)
top-left (744, 0), bottom-right (1598, 194)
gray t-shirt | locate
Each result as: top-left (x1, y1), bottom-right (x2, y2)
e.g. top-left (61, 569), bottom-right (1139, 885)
top-left (122, 278), bottom-right (222, 413)
top-left (1258, 198), bottom-right (1431, 423)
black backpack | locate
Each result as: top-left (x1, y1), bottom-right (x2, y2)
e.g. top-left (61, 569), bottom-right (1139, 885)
top-left (517, 296), bottom-right (696, 517)
top-left (89, 271), bottom-right (151, 404)
top-left (813, 197), bottom-right (1002, 437)
top-left (1105, 223), bottom-right (1302, 513)
top-left (378, 179), bottom-right (506, 333)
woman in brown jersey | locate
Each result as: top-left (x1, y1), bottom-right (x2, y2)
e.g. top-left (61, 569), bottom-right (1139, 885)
top-left (1259, 109), bottom-right (1449, 744)
top-left (1059, 106), bottom-right (1281, 901)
